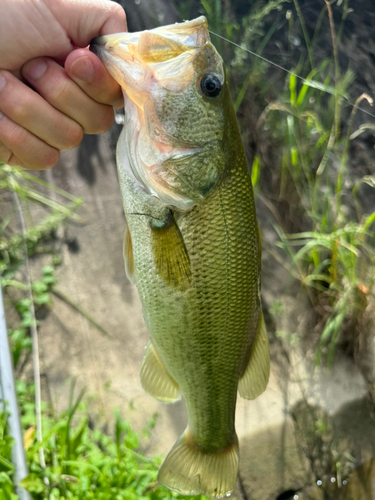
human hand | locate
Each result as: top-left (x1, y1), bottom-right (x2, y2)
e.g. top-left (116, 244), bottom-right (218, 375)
top-left (0, 0), bottom-right (127, 170)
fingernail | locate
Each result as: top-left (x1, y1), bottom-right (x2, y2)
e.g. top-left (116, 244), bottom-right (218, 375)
top-left (0, 73), bottom-right (6, 93)
top-left (23, 58), bottom-right (47, 80)
top-left (70, 56), bottom-right (95, 82)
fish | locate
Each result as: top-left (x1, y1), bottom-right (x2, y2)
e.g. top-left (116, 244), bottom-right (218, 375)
top-left (90, 16), bottom-right (270, 499)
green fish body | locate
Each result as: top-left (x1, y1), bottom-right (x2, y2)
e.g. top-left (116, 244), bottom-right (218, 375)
top-left (91, 17), bottom-right (269, 498)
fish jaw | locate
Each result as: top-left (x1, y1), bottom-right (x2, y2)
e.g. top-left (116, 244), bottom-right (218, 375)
top-left (90, 17), bottom-right (223, 102)
top-left (90, 17), bottom-right (226, 211)
top-left (90, 16), bottom-right (210, 89)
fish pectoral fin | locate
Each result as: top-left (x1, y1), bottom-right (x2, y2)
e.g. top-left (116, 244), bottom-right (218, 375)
top-left (124, 224), bottom-right (135, 283)
top-left (158, 429), bottom-right (239, 498)
top-left (140, 342), bottom-right (180, 403)
top-left (238, 313), bottom-right (270, 400)
top-left (151, 211), bottom-right (191, 288)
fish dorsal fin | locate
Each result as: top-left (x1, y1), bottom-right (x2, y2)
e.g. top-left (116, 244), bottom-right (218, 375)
top-left (140, 342), bottom-right (180, 402)
top-left (238, 313), bottom-right (270, 400)
top-left (123, 224), bottom-right (135, 284)
top-left (151, 212), bottom-right (191, 288)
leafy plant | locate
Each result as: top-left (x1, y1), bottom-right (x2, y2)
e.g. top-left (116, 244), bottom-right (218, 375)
top-left (2, 380), bottom-right (206, 500)
top-left (0, 163), bottom-right (208, 499)
top-left (0, 409), bottom-right (18, 500)
top-left (257, 2), bottom-right (375, 364)
top-left (0, 163), bottom-right (83, 283)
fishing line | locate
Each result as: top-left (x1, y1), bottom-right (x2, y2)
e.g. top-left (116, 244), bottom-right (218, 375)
top-left (209, 29), bottom-right (375, 120)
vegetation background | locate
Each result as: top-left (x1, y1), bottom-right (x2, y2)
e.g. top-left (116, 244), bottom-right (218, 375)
top-left (1, 0), bottom-right (375, 499)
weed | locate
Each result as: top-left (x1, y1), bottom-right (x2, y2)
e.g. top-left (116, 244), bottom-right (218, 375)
top-left (0, 164), bottom-right (208, 499)
top-left (0, 410), bottom-right (17, 500)
top-left (256, 3), bottom-right (375, 365)
top-left (1, 380), bottom-right (208, 500)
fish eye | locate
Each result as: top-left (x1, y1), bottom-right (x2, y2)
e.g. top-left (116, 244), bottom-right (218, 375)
top-left (200, 74), bottom-right (222, 98)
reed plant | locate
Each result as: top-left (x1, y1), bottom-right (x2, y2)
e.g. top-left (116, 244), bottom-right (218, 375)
top-left (177, 0), bottom-right (375, 365)
top-left (256, 1), bottom-right (375, 365)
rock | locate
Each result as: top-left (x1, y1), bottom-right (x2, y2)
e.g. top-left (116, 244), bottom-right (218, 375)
top-left (234, 418), bottom-right (313, 500)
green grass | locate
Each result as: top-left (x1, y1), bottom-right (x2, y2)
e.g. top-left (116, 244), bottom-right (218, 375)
top-left (0, 163), bottom-right (209, 499)
top-left (177, 0), bottom-right (373, 366)
top-left (256, 2), bottom-right (375, 364)
top-left (1, 381), bottom-right (208, 500)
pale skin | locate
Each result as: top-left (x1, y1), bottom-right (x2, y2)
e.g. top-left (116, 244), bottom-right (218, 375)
top-left (0, 0), bottom-right (127, 170)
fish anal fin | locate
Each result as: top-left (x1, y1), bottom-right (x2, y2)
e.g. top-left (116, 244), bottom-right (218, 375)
top-left (124, 224), bottom-right (135, 284)
top-left (158, 429), bottom-right (239, 498)
top-left (151, 212), bottom-right (191, 288)
top-left (238, 313), bottom-right (270, 400)
top-left (140, 342), bottom-right (180, 403)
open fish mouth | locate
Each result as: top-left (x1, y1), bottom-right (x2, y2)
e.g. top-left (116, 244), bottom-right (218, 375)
top-left (91, 16), bottom-right (209, 47)
top-left (90, 17), bottom-right (213, 96)
top-left (90, 17), bottom-right (209, 88)
top-left (90, 17), bottom-right (225, 210)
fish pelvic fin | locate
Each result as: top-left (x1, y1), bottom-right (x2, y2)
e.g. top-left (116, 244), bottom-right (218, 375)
top-left (151, 211), bottom-right (191, 289)
top-left (123, 224), bottom-right (135, 283)
top-left (158, 429), bottom-right (239, 498)
top-left (140, 342), bottom-right (180, 402)
top-left (238, 312), bottom-right (270, 400)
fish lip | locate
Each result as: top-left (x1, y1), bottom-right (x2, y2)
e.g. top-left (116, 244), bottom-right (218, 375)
top-left (90, 36), bottom-right (104, 47)
top-left (90, 16), bottom-right (208, 50)
top-left (89, 43), bottom-right (99, 56)
top-left (89, 16), bottom-right (210, 65)
top-left (90, 35), bottom-right (114, 51)
top-left (89, 16), bottom-right (223, 99)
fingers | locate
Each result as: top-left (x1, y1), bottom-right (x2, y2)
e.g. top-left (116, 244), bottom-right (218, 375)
top-left (0, 111), bottom-right (59, 170)
top-left (65, 49), bottom-right (123, 109)
top-left (22, 57), bottom-right (115, 134)
top-left (98, 2), bottom-right (128, 37)
top-left (0, 71), bottom-right (83, 151)
top-left (0, 44), bottom-right (123, 170)
top-left (45, 0), bottom-right (127, 47)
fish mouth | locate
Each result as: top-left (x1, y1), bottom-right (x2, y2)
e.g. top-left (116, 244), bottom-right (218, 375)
top-left (89, 16), bottom-right (220, 96)
top-left (89, 16), bottom-right (214, 152)
top-left (90, 18), bottom-right (224, 211)
top-left (90, 16), bottom-right (209, 61)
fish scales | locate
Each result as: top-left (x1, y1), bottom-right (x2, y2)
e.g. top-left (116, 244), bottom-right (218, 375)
top-left (123, 112), bottom-right (259, 450)
top-left (91, 16), bottom-right (270, 498)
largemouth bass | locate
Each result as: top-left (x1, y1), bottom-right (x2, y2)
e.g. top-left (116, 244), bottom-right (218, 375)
top-left (91, 17), bottom-right (270, 498)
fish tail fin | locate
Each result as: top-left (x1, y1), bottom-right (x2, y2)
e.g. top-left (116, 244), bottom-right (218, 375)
top-left (158, 429), bottom-right (239, 498)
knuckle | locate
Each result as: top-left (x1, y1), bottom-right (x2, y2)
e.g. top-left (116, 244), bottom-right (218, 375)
top-left (85, 106), bottom-right (114, 134)
top-left (28, 147), bottom-right (60, 170)
top-left (0, 142), bottom-right (13, 164)
top-left (49, 76), bottom-right (71, 102)
top-left (10, 94), bottom-right (33, 123)
top-left (7, 154), bottom-right (22, 167)
top-left (62, 121), bottom-right (84, 150)
top-left (0, 116), bottom-right (59, 170)
top-left (41, 148), bottom-right (60, 169)
top-left (8, 123), bottom-right (29, 148)
top-left (113, 96), bottom-right (125, 110)
top-left (112, 3), bottom-right (127, 24)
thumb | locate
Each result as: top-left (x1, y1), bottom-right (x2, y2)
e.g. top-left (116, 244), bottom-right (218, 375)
top-left (45, 0), bottom-right (127, 47)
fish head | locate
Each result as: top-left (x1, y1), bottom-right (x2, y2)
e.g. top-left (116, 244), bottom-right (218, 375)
top-left (91, 17), bottom-right (230, 211)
